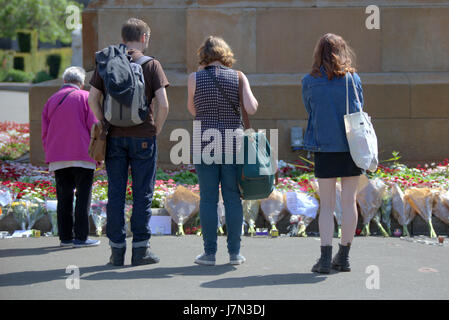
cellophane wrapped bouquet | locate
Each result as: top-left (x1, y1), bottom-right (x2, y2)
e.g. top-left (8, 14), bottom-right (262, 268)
top-left (432, 189), bottom-right (449, 226)
top-left (90, 200), bottom-right (107, 236)
top-left (242, 200), bottom-right (260, 236)
top-left (260, 190), bottom-right (286, 236)
top-left (165, 185), bottom-right (200, 236)
top-left (45, 199), bottom-right (58, 235)
top-left (125, 204), bottom-right (133, 237)
top-left (380, 186), bottom-right (393, 236)
top-left (26, 197), bottom-right (45, 230)
top-left (357, 178), bottom-right (390, 237)
top-left (391, 184), bottom-right (416, 237)
top-left (11, 200), bottom-right (28, 230)
top-left (217, 192), bottom-right (226, 236)
top-left (285, 190), bottom-right (319, 237)
top-left (406, 188), bottom-right (437, 238)
top-left (0, 186), bottom-right (13, 221)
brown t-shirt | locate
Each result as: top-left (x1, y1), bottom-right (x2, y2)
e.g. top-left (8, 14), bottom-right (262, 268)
top-left (89, 49), bottom-right (169, 137)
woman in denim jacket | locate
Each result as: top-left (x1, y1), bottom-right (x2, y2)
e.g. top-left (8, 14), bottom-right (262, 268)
top-left (302, 33), bottom-right (363, 274)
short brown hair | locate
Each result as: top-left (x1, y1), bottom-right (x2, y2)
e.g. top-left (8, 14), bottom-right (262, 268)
top-left (197, 36), bottom-right (236, 67)
top-left (121, 18), bottom-right (151, 43)
top-left (311, 33), bottom-right (356, 80)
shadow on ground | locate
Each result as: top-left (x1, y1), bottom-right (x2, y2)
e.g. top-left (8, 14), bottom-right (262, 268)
top-left (0, 246), bottom-right (74, 258)
top-left (0, 262), bottom-right (326, 288)
top-left (0, 264), bottom-right (237, 287)
top-left (199, 273), bottom-right (326, 288)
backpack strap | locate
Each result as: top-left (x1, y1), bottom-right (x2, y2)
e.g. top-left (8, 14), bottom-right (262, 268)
top-left (133, 55), bottom-right (154, 66)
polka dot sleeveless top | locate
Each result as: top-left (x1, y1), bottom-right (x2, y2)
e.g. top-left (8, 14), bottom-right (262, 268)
top-left (193, 65), bottom-right (243, 158)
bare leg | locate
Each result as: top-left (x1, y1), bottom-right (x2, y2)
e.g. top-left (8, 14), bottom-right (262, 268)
top-left (317, 178), bottom-right (337, 246)
top-left (340, 176), bottom-right (360, 246)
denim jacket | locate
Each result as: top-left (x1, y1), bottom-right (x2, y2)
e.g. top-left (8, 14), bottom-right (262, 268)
top-left (301, 67), bottom-right (364, 152)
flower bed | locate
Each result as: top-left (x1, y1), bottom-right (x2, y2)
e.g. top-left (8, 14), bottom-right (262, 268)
top-left (0, 122), bottom-right (30, 160)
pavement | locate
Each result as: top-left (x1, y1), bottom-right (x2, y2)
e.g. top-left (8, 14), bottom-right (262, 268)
top-left (0, 90), bottom-right (29, 123)
top-left (0, 235), bottom-right (448, 300)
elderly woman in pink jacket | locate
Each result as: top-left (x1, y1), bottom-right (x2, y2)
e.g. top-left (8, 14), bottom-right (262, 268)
top-left (42, 66), bottom-right (100, 248)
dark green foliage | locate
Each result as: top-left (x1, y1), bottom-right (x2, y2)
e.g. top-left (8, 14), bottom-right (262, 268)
top-left (46, 54), bottom-right (61, 78)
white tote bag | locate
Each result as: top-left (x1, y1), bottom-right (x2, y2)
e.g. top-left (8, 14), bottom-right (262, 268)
top-left (344, 73), bottom-right (378, 172)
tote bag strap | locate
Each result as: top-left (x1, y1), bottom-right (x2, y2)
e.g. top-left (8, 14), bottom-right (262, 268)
top-left (346, 72), bottom-right (362, 115)
top-left (49, 89), bottom-right (77, 121)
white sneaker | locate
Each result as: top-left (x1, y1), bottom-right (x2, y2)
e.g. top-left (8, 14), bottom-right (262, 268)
top-left (230, 254), bottom-right (246, 265)
top-left (194, 253), bottom-right (216, 266)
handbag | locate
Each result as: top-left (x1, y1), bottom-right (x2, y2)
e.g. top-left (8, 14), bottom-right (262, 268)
top-left (344, 72), bottom-right (378, 172)
top-left (88, 121), bottom-right (109, 162)
top-left (204, 68), bottom-right (276, 199)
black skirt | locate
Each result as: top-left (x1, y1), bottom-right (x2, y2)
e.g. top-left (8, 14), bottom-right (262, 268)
top-left (314, 152), bottom-right (363, 179)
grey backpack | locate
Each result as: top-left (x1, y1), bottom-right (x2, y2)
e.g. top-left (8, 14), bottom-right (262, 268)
top-left (95, 44), bottom-right (153, 127)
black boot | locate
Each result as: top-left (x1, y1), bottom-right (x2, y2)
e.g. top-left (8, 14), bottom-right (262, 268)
top-left (311, 246), bottom-right (332, 274)
top-left (331, 243), bottom-right (351, 272)
top-left (131, 247), bottom-right (160, 266)
top-left (109, 247), bottom-right (126, 266)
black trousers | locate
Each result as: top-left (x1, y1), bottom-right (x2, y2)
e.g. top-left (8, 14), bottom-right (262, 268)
top-left (54, 167), bottom-right (94, 242)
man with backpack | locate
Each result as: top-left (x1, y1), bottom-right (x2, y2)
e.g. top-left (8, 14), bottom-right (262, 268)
top-left (88, 18), bottom-right (169, 266)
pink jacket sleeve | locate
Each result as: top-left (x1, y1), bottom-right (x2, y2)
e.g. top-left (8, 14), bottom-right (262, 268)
top-left (84, 92), bottom-right (98, 132)
top-left (41, 101), bottom-right (49, 153)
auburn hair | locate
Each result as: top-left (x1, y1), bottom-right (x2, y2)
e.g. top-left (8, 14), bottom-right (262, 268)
top-left (310, 33), bottom-right (356, 80)
top-left (197, 36), bottom-right (236, 67)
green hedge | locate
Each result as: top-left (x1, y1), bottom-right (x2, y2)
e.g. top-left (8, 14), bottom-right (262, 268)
top-left (32, 70), bottom-right (53, 83)
top-left (1, 69), bottom-right (34, 82)
top-left (46, 54), bottom-right (62, 79)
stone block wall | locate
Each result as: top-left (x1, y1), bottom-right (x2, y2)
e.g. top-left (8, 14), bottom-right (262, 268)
top-left (30, 0), bottom-right (449, 167)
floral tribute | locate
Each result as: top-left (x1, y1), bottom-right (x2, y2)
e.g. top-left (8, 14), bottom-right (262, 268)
top-left (0, 122), bottom-right (448, 238)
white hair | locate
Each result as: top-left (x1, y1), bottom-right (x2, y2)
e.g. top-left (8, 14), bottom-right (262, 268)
top-left (62, 66), bottom-right (86, 85)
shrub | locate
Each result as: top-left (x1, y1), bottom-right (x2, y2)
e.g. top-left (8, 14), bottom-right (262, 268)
top-left (0, 69), bottom-right (7, 82)
top-left (2, 69), bottom-right (34, 83)
top-left (17, 32), bottom-right (31, 53)
top-left (46, 54), bottom-right (62, 78)
top-left (33, 71), bottom-right (53, 83)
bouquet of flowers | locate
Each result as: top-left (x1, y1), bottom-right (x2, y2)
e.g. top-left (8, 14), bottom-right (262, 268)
top-left (391, 184), bottom-right (416, 237)
top-left (242, 200), bottom-right (260, 236)
top-left (357, 178), bottom-right (390, 237)
top-left (217, 192), bottom-right (226, 236)
top-left (165, 185), bottom-right (200, 236)
top-left (125, 204), bottom-right (133, 237)
top-left (432, 189), bottom-right (449, 226)
top-left (90, 200), bottom-right (107, 236)
top-left (380, 186), bottom-right (393, 236)
top-left (25, 197), bottom-right (45, 230)
top-left (260, 190), bottom-right (286, 236)
top-left (285, 190), bottom-right (319, 237)
top-left (0, 186), bottom-right (13, 220)
top-left (11, 200), bottom-right (28, 230)
top-left (406, 188), bottom-right (437, 238)
top-left (45, 199), bottom-right (58, 235)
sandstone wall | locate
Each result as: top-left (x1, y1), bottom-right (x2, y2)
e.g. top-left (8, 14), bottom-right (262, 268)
top-left (29, 0), bottom-right (449, 167)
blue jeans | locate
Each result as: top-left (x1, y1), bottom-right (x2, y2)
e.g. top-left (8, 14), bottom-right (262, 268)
top-left (195, 163), bottom-right (243, 255)
top-left (105, 136), bottom-right (157, 248)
